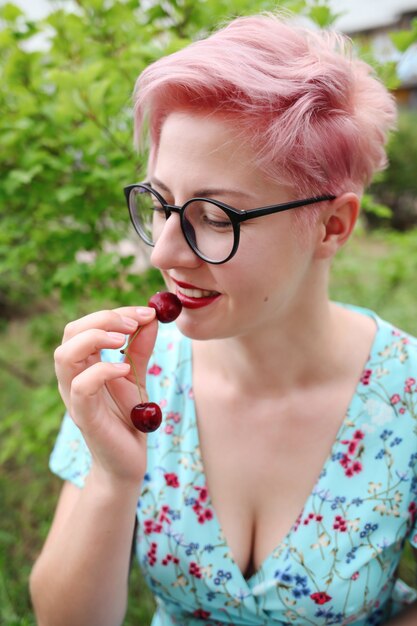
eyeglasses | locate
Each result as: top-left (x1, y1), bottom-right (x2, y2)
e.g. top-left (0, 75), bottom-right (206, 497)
top-left (124, 182), bottom-right (336, 264)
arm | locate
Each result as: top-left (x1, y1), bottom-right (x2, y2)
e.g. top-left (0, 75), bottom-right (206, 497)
top-left (30, 477), bottom-right (139, 626)
top-left (30, 306), bottom-right (158, 626)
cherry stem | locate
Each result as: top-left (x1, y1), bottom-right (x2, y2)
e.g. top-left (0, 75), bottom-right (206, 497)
top-left (120, 325), bottom-right (144, 404)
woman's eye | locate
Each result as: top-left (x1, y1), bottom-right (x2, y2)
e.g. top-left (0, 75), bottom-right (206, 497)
top-left (202, 215), bottom-right (231, 229)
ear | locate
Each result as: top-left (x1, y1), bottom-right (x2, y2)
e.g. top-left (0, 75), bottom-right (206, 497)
top-left (314, 193), bottom-right (360, 260)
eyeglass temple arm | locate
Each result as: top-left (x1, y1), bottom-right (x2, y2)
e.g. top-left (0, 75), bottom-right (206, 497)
top-left (238, 195), bottom-right (336, 222)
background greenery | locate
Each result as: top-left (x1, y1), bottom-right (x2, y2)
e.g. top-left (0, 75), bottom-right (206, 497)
top-left (1, 1), bottom-right (417, 624)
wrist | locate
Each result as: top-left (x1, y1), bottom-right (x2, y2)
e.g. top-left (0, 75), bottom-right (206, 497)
top-left (87, 464), bottom-right (144, 503)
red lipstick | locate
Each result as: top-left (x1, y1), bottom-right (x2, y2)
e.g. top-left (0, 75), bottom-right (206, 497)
top-left (171, 278), bottom-right (221, 310)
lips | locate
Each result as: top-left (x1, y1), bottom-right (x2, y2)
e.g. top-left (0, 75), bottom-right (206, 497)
top-left (171, 279), bottom-right (221, 309)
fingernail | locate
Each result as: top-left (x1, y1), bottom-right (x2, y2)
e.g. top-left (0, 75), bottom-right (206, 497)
top-left (136, 306), bottom-right (156, 319)
top-left (113, 362), bottom-right (130, 369)
top-left (121, 316), bottom-right (138, 330)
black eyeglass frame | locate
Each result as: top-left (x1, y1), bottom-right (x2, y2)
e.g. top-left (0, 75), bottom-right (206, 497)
top-left (124, 182), bottom-right (336, 264)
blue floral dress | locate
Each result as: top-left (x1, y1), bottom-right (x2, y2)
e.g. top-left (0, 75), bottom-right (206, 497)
top-left (50, 305), bottom-right (417, 625)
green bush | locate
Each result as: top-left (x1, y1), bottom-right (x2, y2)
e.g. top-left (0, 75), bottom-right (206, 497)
top-left (368, 110), bottom-right (417, 230)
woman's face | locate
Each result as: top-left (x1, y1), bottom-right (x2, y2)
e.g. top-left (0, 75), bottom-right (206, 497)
top-left (149, 110), bottom-right (322, 340)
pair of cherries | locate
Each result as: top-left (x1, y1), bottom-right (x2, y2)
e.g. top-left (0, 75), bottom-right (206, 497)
top-left (122, 292), bottom-right (182, 433)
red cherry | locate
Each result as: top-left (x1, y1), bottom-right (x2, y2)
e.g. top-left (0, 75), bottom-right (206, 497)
top-left (148, 292), bottom-right (182, 323)
top-left (130, 402), bottom-right (162, 432)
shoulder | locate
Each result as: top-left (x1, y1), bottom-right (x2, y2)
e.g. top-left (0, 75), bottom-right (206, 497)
top-left (342, 302), bottom-right (417, 366)
top-left (373, 312), bottom-right (417, 371)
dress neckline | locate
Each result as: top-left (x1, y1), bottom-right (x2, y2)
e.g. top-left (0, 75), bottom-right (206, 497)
top-left (184, 305), bottom-right (382, 587)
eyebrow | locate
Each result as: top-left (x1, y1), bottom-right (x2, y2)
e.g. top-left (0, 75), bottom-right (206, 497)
top-left (149, 176), bottom-right (252, 199)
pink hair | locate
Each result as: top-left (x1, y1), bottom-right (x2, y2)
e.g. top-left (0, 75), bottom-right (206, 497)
top-left (133, 12), bottom-right (397, 202)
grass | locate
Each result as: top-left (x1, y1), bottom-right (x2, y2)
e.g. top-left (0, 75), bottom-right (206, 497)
top-left (1, 227), bottom-right (417, 625)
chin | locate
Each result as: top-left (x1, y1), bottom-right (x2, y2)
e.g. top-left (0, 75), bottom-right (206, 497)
top-left (175, 316), bottom-right (230, 342)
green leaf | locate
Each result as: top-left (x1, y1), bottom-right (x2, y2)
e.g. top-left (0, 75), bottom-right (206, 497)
top-left (390, 20), bottom-right (417, 52)
top-left (362, 194), bottom-right (393, 219)
top-left (308, 4), bottom-right (334, 28)
top-left (55, 186), bottom-right (84, 203)
top-left (0, 3), bottom-right (23, 22)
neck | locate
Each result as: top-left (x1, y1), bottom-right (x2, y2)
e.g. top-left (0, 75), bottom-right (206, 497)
top-left (193, 298), bottom-right (352, 397)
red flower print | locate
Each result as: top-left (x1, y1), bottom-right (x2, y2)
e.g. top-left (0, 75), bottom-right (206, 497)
top-left (193, 608), bottom-right (211, 619)
top-left (144, 519), bottom-right (163, 534)
top-left (340, 454), bottom-right (350, 468)
top-left (390, 394), bottom-right (401, 405)
top-left (348, 440), bottom-right (358, 455)
top-left (158, 505), bottom-right (171, 524)
top-left (360, 369), bottom-right (372, 385)
top-left (162, 553), bottom-right (180, 566)
top-left (345, 463), bottom-right (362, 477)
top-left (191, 485), bottom-right (213, 523)
top-left (148, 364), bottom-right (162, 376)
top-left (165, 424), bottom-right (174, 434)
top-left (405, 378), bottom-right (416, 393)
top-left (194, 486), bottom-right (208, 502)
top-left (293, 511), bottom-right (303, 531)
top-left (147, 542), bottom-right (157, 566)
top-left (339, 436), bottom-right (364, 477)
top-left (164, 473), bottom-right (180, 488)
top-left (351, 571), bottom-right (359, 580)
top-left (166, 411), bottom-right (181, 423)
top-left (310, 591), bottom-right (332, 605)
top-left (333, 515), bottom-right (347, 532)
top-left (189, 562), bottom-right (202, 578)
top-left (301, 511), bottom-right (323, 526)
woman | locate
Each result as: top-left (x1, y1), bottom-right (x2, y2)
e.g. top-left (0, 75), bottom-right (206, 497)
top-left (30, 12), bottom-right (417, 626)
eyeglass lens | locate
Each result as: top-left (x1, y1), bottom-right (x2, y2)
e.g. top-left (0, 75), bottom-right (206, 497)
top-left (130, 187), bottom-right (235, 262)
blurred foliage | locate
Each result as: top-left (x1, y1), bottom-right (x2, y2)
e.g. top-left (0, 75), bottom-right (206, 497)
top-left (368, 111), bottom-right (417, 230)
top-left (0, 0), bottom-right (315, 320)
top-left (390, 17), bottom-right (417, 52)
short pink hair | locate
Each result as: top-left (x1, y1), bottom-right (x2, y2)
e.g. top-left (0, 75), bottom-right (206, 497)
top-left (133, 12), bottom-right (397, 198)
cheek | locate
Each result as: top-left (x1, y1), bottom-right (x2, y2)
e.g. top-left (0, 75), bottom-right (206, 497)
top-left (223, 229), bottom-right (312, 307)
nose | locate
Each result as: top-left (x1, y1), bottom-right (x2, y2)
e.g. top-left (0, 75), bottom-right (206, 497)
top-left (150, 211), bottom-right (202, 270)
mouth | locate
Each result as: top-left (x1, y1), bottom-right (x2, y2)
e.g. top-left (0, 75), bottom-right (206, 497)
top-left (171, 279), bottom-right (221, 309)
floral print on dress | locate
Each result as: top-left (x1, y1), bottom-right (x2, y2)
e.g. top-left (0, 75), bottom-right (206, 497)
top-left (49, 305), bottom-right (417, 626)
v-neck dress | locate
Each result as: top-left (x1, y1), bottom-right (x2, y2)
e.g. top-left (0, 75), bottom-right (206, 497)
top-left (50, 305), bottom-right (417, 625)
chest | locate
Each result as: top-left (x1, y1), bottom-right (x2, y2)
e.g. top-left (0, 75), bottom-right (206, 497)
top-left (137, 362), bottom-right (417, 625)
top-left (194, 388), bottom-right (356, 578)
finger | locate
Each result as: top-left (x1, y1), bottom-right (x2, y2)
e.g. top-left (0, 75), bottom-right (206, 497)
top-left (62, 306), bottom-right (155, 343)
top-left (55, 330), bottom-right (127, 404)
top-left (70, 361), bottom-right (131, 432)
top-left (56, 330), bottom-right (126, 369)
